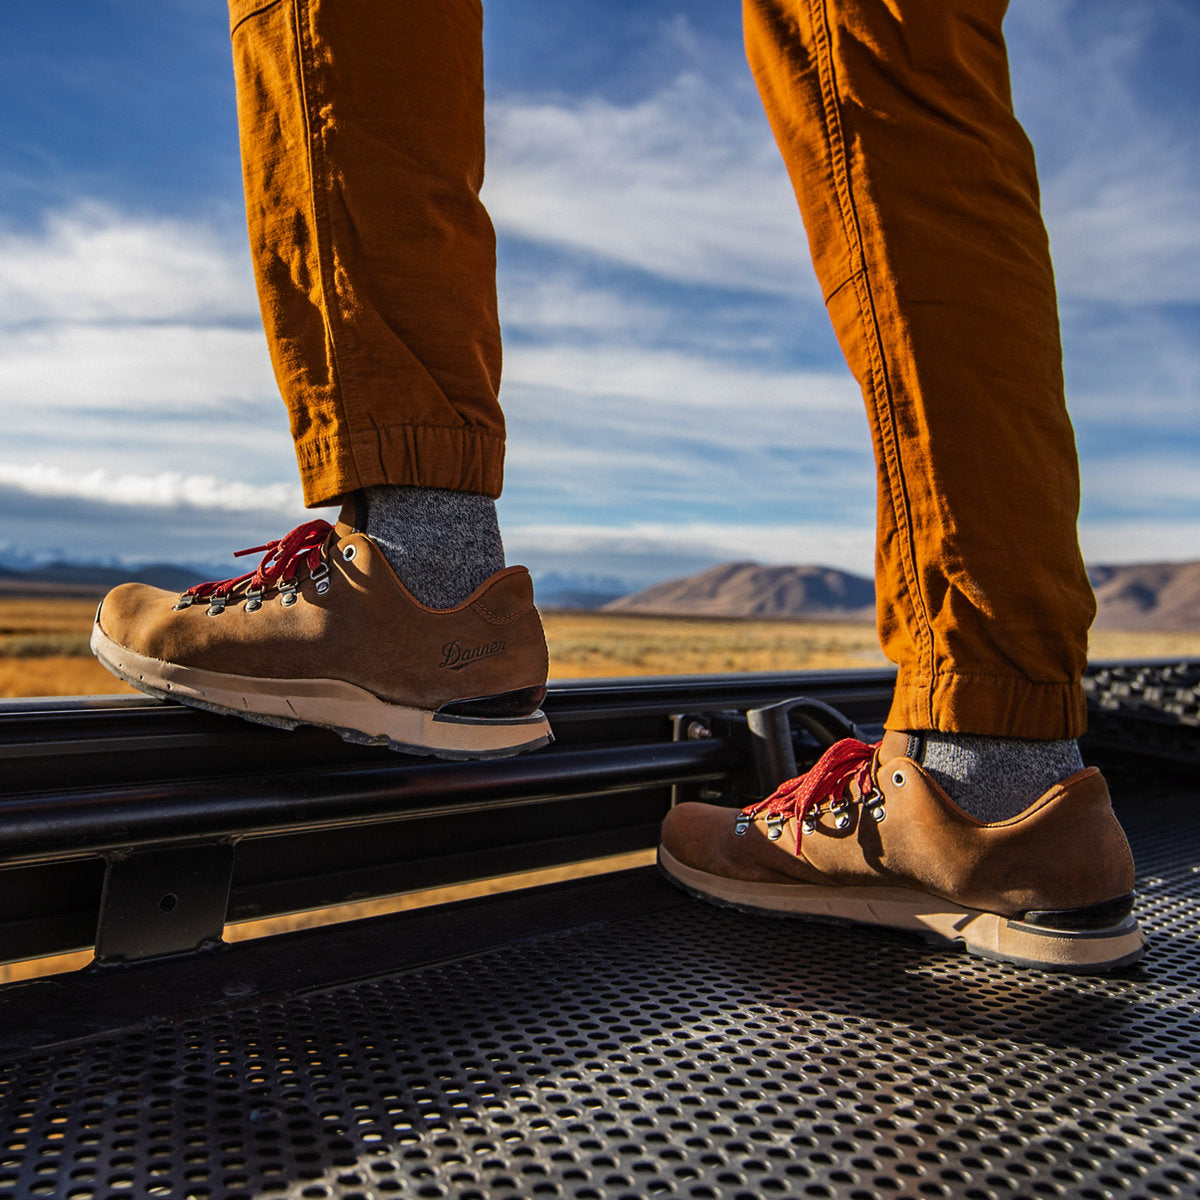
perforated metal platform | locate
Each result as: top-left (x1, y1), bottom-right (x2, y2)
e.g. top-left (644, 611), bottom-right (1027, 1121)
top-left (1, 776), bottom-right (1198, 1200)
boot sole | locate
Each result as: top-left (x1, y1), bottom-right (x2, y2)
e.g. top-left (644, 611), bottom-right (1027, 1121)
top-left (658, 845), bottom-right (1146, 973)
top-left (91, 621), bottom-right (553, 761)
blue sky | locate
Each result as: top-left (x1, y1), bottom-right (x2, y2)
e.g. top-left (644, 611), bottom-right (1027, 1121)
top-left (1, 0), bottom-right (1198, 585)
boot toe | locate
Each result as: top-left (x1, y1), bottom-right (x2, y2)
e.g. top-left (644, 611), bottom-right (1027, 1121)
top-left (96, 583), bottom-right (175, 652)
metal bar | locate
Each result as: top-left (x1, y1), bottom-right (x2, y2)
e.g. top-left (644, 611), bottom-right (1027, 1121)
top-left (0, 737), bottom-right (734, 867)
top-left (0, 663), bottom-right (1193, 970)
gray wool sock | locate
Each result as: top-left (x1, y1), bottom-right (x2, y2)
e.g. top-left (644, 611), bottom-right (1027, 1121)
top-left (914, 733), bottom-right (1084, 823)
top-left (361, 485), bottom-right (505, 608)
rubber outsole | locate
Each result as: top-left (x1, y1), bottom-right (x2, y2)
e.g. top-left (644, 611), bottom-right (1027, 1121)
top-left (90, 621), bottom-right (553, 761)
top-left (657, 845), bottom-right (1146, 974)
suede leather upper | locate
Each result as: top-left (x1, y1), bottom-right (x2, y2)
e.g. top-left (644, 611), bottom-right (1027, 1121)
top-left (660, 731), bottom-right (1137, 917)
top-left (97, 518), bottom-right (548, 713)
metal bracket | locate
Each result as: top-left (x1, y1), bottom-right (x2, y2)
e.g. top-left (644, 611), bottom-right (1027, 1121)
top-left (669, 711), bottom-right (750, 807)
top-left (95, 843), bottom-right (235, 964)
top-left (745, 697), bottom-right (863, 793)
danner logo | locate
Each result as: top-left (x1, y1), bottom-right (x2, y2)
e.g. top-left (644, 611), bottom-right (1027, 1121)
top-left (439, 639), bottom-right (507, 670)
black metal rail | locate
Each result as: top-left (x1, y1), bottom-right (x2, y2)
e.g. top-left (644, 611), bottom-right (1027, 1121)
top-left (0, 662), bottom-right (1196, 1200)
top-left (0, 671), bottom-right (895, 968)
top-left (0, 662), bottom-right (1193, 971)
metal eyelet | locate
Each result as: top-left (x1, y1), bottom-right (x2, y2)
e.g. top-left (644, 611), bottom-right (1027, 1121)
top-left (834, 811), bottom-right (853, 831)
top-left (892, 769), bottom-right (907, 788)
top-left (310, 562), bottom-right (331, 595)
top-left (244, 590), bottom-right (263, 614)
top-left (342, 543), bottom-right (358, 562)
top-left (734, 814), bottom-right (751, 837)
top-left (766, 815), bottom-right (784, 842)
top-left (172, 594), bottom-right (195, 611)
top-left (801, 814), bottom-right (817, 835)
top-left (868, 803), bottom-right (887, 824)
top-left (206, 597), bottom-right (226, 616)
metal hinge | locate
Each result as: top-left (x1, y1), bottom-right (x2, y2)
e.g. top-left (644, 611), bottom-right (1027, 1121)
top-left (95, 843), bottom-right (235, 964)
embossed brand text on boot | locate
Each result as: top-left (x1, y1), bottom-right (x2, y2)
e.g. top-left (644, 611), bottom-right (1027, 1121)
top-left (439, 640), bottom-right (507, 670)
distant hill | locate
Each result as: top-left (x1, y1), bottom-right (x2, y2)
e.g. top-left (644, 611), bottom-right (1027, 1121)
top-left (605, 559), bottom-right (1200, 631)
top-left (1090, 561), bottom-right (1200, 631)
top-left (533, 571), bottom-right (630, 610)
top-left (603, 562), bottom-right (876, 620)
top-left (0, 561), bottom-right (206, 597)
top-left (2, 553), bottom-right (1198, 631)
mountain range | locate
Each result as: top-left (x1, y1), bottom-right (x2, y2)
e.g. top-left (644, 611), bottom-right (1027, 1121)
top-left (605, 560), bottom-right (1200, 632)
top-left (2, 556), bottom-right (1197, 632)
top-left (1089, 561), bottom-right (1200, 631)
top-left (0, 560), bottom-right (208, 597)
top-left (603, 562), bottom-right (876, 620)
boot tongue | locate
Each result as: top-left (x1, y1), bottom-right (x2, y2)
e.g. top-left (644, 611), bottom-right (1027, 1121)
top-left (878, 729), bottom-right (915, 762)
top-left (334, 494), bottom-right (365, 538)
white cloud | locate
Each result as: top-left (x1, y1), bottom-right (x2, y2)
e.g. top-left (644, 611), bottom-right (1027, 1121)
top-left (0, 462), bottom-right (303, 516)
top-left (0, 204), bottom-right (259, 324)
top-left (1044, 144), bottom-right (1200, 306)
top-left (505, 343), bottom-right (861, 419)
top-left (1080, 520), bottom-right (1200, 566)
top-left (0, 206), bottom-right (297, 491)
top-left (1081, 453), bottom-right (1200, 514)
top-left (500, 273), bottom-right (670, 340)
top-left (503, 520), bottom-right (878, 584)
top-left (1007, 4), bottom-right (1200, 305)
top-left (499, 347), bottom-right (875, 521)
top-left (485, 72), bottom-right (817, 298)
top-left (0, 208), bottom-right (276, 416)
top-left (0, 323), bottom-right (278, 409)
top-left (1064, 309), bottom-right (1200, 428)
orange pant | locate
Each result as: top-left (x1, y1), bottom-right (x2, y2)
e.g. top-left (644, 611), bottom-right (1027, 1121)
top-left (228, 0), bottom-right (1094, 740)
top-left (228, 0), bottom-right (504, 502)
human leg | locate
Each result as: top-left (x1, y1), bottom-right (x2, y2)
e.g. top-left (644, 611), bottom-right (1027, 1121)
top-left (230, 0), bottom-right (507, 607)
top-left (744, 0), bottom-right (1093, 739)
top-left (91, 0), bottom-right (550, 757)
top-left (229, 0), bottom-right (504, 504)
top-left (659, 0), bottom-right (1142, 968)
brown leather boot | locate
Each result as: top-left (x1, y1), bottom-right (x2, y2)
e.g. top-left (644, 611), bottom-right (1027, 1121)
top-left (91, 508), bottom-right (552, 759)
top-left (659, 731), bottom-right (1144, 972)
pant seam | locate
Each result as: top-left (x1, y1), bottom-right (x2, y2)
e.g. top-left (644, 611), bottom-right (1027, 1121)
top-left (808, 0), bottom-right (936, 726)
top-left (905, 671), bottom-right (1079, 687)
top-left (293, 0), bottom-right (369, 493)
top-left (229, 0), bottom-right (282, 37)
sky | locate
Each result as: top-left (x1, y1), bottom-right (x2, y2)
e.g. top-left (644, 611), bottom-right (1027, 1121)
top-left (1, 0), bottom-right (1198, 587)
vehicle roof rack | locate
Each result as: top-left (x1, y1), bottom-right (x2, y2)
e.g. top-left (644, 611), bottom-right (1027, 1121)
top-left (0, 661), bottom-right (1197, 1200)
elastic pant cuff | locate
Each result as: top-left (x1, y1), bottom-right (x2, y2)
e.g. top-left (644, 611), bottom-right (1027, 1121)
top-left (887, 669), bottom-right (1087, 740)
top-left (296, 425), bottom-right (506, 507)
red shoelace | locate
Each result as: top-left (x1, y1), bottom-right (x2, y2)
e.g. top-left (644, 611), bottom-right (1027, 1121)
top-left (181, 519), bottom-right (334, 601)
top-left (741, 737), bottom-right (877, 827)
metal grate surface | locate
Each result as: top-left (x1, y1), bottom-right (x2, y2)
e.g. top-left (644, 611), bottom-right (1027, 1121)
top-left (2, 787), bottom-right (1200, 1200)
top-left (1082, 663), bottom-right (1200, 766)
top-left (1086, 662), bottom-right (1200, 727)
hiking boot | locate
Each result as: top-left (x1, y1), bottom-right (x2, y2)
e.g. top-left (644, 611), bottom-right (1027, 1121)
top-left (91, 508), bottom-right (552, 759)
top-left (658, 731), bottom-right (1144, 972)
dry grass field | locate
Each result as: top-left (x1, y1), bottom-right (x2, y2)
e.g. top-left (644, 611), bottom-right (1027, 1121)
top-left (0, 596), bottom-right (116, 697)
top-left (2, 595), bottom-right (1199, 697)
top-left (2, 592), bottom-right (1198, 983)
top-left (542, 609), bottom-right (892, 675)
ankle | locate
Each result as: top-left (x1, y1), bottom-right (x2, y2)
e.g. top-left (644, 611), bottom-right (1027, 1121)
top-left (361, 485), bottom-right (505, 608)
top-left (907, 732), bottom-right (1083, 822)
